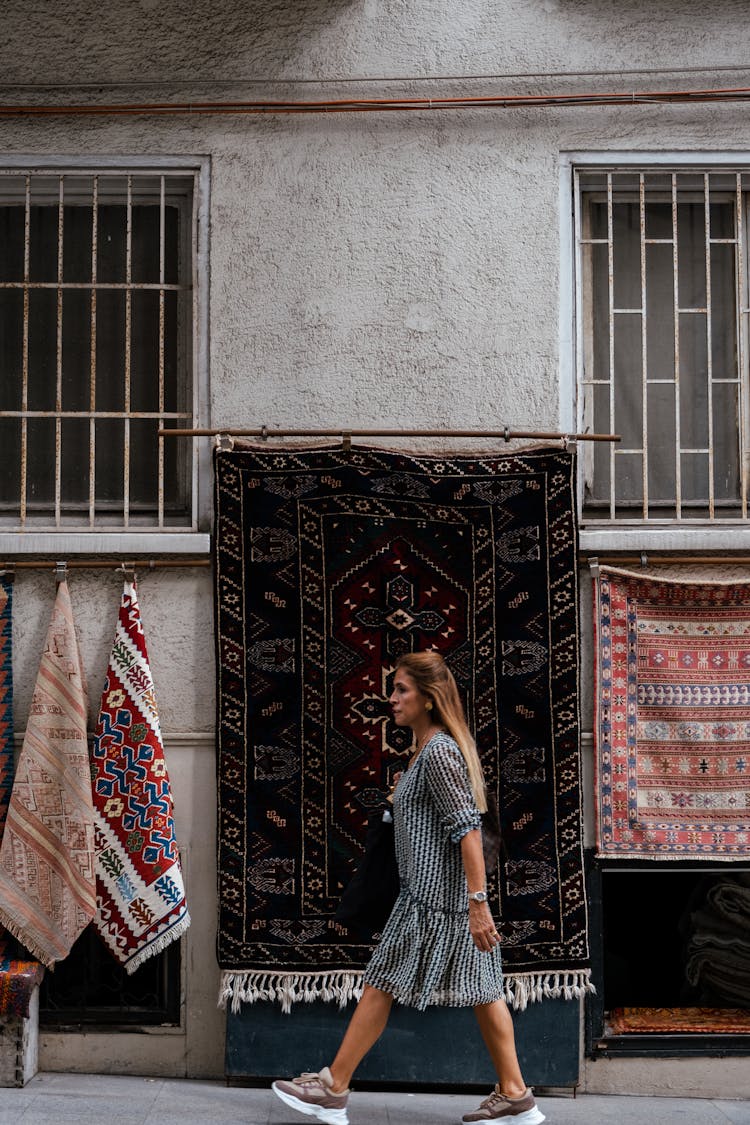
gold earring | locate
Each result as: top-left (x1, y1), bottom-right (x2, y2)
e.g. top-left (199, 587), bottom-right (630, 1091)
top-left (425, 701), bottom-right (433, 712)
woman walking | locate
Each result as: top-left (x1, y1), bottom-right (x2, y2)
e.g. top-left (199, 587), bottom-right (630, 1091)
top-left (272, 651), bottom-right (544, 1125)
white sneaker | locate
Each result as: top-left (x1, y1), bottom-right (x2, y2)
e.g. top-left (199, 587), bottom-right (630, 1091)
top-left (462, 1085), bottom-right (545, 1125)
top-left (272, 1066), bottom-right (350, 1125)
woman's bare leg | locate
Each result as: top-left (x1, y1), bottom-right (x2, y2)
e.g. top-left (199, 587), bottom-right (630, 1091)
top-left (473, 999), bottom-right (527, 1098)
top-left (328, 985), bottom-right (393, 1092)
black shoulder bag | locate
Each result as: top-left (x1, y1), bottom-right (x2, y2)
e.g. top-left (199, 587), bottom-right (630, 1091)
top-left (335, 807), bottom-right (400, 936)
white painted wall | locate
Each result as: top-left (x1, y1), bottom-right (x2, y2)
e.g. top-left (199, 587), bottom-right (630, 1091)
top-left (3, 0), bottom-right (750, 1095)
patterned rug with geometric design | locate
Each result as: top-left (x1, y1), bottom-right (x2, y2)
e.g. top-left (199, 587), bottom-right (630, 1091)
top-left (608, 1007), bottom-right (750, 1034)
top-left (0, 579), bottom-right (43, 1019)
top-left (0, 579), bottom-right (95, 968)
top-left (214, 442), bottom-right (591, 1011)
top-left (0, 939), bottom-right (44, 1019)
top-left (594, 567), bottom-right (750, 859)
top-left (91, 579), bottom-right (190, 974)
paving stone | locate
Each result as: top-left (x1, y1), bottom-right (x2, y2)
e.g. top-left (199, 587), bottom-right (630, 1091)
top-left (712, 1101), bottom-right (750, 1125)
top-left (2, 1073), bottom-right (748, 1125)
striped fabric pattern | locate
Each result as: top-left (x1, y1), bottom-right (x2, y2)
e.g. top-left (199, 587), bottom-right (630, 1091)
top-left (0, 580), bottom-right (96, 966)
top-left (364, 733), bottom-right (503, 1010)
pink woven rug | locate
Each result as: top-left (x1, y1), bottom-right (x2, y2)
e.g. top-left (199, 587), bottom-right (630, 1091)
top-left (594, 567), bottom-right (750, 859)
top-left (0, 580), bottom-right (96, 965)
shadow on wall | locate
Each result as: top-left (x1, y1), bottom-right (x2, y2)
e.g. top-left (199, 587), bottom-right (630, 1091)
top-left (0, 0), bottom-right (359, 86)
top-left (4, 0), bottom-right (747, 98)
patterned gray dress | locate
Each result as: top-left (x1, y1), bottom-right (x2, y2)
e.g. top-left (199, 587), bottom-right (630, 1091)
top-left (363, 732), bottom-right (503, 1010)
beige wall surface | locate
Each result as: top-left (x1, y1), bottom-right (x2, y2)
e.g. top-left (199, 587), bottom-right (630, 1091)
top-left (2, 0), bottom-right (750, 1093)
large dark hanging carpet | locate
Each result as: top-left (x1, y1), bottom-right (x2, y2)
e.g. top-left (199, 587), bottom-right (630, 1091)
top-left (214, 443), bottom-right (592, 1012)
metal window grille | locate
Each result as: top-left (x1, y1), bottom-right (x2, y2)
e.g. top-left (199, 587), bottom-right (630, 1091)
top-left (575, 169), bottom-right (750, 524)
top-left (0, 169), bottom-right (196, 531)
top-left (39, 923), bottom-right (180, 1027)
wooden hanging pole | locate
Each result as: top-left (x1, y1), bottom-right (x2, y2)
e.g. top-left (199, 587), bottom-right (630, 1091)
top-left (581, 553), bottom-right (750, 568)
top-left (0, 558), bottom-right (211, 571)
top-left (158, 426), bottom-right (620, 442)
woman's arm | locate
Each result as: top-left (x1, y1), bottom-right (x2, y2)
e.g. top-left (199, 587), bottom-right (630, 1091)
top-left (423, 739), bottom-right (482, 841)
top-left (460, 828), bottom-right (500, 953)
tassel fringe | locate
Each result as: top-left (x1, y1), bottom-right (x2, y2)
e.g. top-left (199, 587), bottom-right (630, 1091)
top-left (0, 907), bottom-right (56, 968)
top-left (219, 970), bottom-right (365, 1014)
top-left (124, 910), bottom-right (192, 975)
top-left (503, 969), bottom-right (596, 1011)
top-left (217, 967), bottom-right (596, 1014)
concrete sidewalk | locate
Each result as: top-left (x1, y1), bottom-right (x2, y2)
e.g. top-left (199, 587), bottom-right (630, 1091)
top-left (1, 1074), bottom-right (749, 1125)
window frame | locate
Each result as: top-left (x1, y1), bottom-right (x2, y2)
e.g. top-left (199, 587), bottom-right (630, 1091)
top-left (561, 151), bottom-right (750, 553)
top-left (0, 155), bottom-right (211, 556)
top-left (584, 852), bottom-right (750, 1058)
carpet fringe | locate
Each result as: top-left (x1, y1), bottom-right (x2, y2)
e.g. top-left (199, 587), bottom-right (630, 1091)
top-left (124, 910), bottom-right (192, 975)
top-left (218, 970), bottom-right (365, 1014)
top-left (217, 968), bottom-right (596, 1014)
top-left (0, 908), bottom-right (55, 968)
top-left (503, 969), bottom-right (596, 1011)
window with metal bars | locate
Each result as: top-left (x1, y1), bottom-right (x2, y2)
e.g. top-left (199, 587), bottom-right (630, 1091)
top-left (575, 169), bottom-right (749, 524)
top-left (38, 923), bottom-right (181, 1028)
top-left (0, 168), bottom-right (197, 531)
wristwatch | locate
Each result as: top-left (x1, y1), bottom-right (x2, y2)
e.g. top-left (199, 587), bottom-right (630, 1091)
top-left (468, 890), bottom-right (488, 903)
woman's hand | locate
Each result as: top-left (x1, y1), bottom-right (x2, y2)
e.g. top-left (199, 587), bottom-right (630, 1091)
top-left (459, 829), bottom-right (501, 952)
top-left (468, 900), bottom-right (502, 953)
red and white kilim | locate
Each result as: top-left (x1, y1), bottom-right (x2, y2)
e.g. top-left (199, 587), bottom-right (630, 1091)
top-left (0, 580), bottom-right (96, 965)
top-left (595, 566), bottom-right (750, 859)
top-left (91, 581), bottom-right (190, 973)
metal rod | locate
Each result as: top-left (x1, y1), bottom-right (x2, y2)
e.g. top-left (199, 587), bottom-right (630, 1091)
top-left (0, 558), bottom-right (210, 570)
top-left (0, 281), bottom-right (184, 290)
top-left (55, 173), bottom-right (64, 529)
top-left (573, 168), bottom-right (589, 514)
top-left (607, 173), bottom-right (616, 519)
top-left (639, 173), bottom-right (651, 519)
top-left (672, 173), bottom-right (682, 520)
top-left (6, 85), bottom-right (750, 117)
top-left (90, 175), bottom-right (98, 529)
top-left (19, 175), bottom-right (30, 529)
top-left (123, 174), bottom-right (132, 530)
top-left (8, 63), bottom-right (750, 90)
top-left (158, 174), bottom-right (166, 531)
top-left (737, 172), bottom-right (748, 520)
top-left (580, 552), bottom-right (750, 565)
top-left (1, 410), bottom-right (191, 419)
top-left (704, 172), bottom-right (715, 519)
top-left (158, 426), bottom-right (620, 441)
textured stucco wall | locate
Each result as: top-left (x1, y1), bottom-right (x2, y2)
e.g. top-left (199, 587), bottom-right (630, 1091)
top-left (10, 569), bottom-right (213, 734)
top-left (2, 0), bottom-right (750, 82)
top-left (3, 0), bottom-right (750, 1090)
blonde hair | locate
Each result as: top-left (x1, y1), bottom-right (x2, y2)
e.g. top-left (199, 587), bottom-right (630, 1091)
top-left (395, 651), bottom-right (487, 814)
